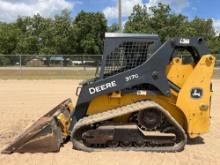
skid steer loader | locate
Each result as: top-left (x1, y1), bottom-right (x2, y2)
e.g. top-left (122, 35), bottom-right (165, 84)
top-left (2, 33), bottom-right (216, 154)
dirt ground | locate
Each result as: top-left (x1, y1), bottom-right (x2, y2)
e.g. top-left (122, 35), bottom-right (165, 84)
top-left (0, 80), bottom-right (219, 165)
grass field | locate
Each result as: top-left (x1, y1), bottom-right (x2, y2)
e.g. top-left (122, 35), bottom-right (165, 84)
top-left (0, 68), bottom-right (96, 79)
top-left (0, 67), bottom-right (219, 79)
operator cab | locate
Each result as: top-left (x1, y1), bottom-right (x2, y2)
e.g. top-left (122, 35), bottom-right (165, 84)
top-left (99, 33), bottom-right (161, 78)
top-left (81, 33), bottom-right (161, 86)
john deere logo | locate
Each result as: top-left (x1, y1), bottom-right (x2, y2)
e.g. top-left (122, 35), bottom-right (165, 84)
top-left (191, 88), bottom-right (203, 99)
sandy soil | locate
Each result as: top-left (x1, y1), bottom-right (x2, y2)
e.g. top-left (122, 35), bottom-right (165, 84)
top-left (0, 80), bottom-right (219, 165)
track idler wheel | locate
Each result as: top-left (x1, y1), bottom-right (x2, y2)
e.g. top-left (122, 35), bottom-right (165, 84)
top-left (137, 108), bottom-right (163, 130)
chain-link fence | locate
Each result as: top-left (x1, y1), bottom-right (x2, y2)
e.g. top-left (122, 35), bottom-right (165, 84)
top-left (0, 54), bottom-right (102, 67)
top-left (216, 54), bottom-right (220, 67)
top-left (0, 54), bottom-right (219, 79)
top-left (0, 55), bottom-right (102, 79)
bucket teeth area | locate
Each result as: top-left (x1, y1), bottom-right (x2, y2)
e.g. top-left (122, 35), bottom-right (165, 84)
top-left (1, 98), bottom-right (73, 154)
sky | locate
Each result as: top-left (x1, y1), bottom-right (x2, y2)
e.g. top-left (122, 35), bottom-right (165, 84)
top-left (0, 0), bottom-right (220, 33)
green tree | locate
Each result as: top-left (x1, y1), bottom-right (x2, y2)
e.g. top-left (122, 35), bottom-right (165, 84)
top-left (0, 23), bottom-right (19, 54)
top-left (108, 23), bottom-right (119, 32)
top-left (53, 10), bottom-right (73, 54)
top-left (0, 4), bottom-right (218, 58)
top-left (124, 3), bottom-right (217, 47)
top-left (125, 5), bottom-right (153, 33)
top-left (73, 11), bottom-right (107, 54)
top-left (149, 3), bottom-right (191, 41)
top-left (208, 36), bottom-right (220, 54)
top-left (124, 3), bottom-right (189, 41)
top-left (189, 17), bottom-right (215, 40)
top-left (16, 14), bottom-right (57, 55)
top-left (0, 23), bottom-right (20, 65)
top-left (15, 16), bottom-right (40, 54)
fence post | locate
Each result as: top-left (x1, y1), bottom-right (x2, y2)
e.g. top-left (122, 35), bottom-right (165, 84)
top-left (83, 55), bottom-right (86, 71)
top-left (61, 56), bottom-right (64, 76)
top-left (19, 55), bottom-right (22, 78)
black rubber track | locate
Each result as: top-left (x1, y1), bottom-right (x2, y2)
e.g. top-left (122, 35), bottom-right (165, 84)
top-left (71, 100), bottom-right (187, 152)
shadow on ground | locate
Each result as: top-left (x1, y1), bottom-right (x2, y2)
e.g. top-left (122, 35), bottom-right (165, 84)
top-left (187, 136), bottom-right (205, 145)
